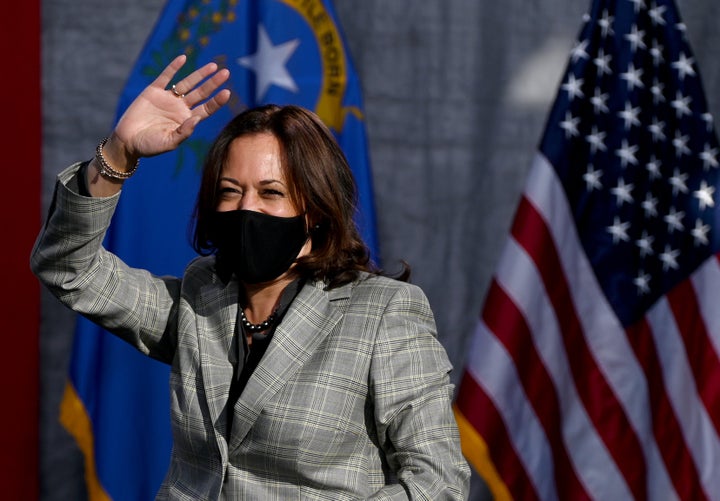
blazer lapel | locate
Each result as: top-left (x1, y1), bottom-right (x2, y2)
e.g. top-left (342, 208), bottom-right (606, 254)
top-left (228, 280), bottom-right (349, 451)
top-left (196, 279), bottom-right (239, 440)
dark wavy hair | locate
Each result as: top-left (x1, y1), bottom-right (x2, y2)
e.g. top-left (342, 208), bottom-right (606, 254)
top-left (192, 104), bottom-right (408, 288)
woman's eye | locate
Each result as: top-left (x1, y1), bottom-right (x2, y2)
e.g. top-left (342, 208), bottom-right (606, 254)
top-left (262, 189), bottom-right (284, 197)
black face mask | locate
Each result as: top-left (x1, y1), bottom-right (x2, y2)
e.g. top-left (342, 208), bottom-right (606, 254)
top-left (209, 210), bottom-right (308, 284)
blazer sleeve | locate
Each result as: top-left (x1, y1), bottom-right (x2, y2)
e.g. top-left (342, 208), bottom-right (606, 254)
top-left (30, 162), bottom-right (181, 364)
top-left (368, 282), bottom-right (471, 500)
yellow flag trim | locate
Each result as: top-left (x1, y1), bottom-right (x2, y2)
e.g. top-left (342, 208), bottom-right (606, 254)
top-left (278, 0), bottom-right (362, 131)
top-left (60, 381), bottom-right (112, 501)
top-left (453, 404), bottom-right (513, 501)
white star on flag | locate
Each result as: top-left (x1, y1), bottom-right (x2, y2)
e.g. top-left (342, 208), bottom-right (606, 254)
top-left (618, 102), bottom-right (641, 130)
top-left (669, 167), bottom-right (689, 195)
top-left (633, 270), bottom-right (651, 295)
top-left (594, 49), bottom-right (613, 76)
top-left (691, 219), bottom-right (711, 246)
top-left (694, 180), bottom-right (715, 210)
top-left (700, 144), bottom-right (719, 170)
top-left (607, 216), bottom-right (631, 243)
top-left (663, 206), bottom-right (685, 233)
top-left (625, 25), bottom-right (646, 52)
top-left (649, 3), bottom-right (667, 25)
top-left (645, 156), bottom-right (662, 180)
top-left (650, 41), bottom-right (665, 65)
top-left (571, 39), bottom-right (590, 63)
top-left (611, 178), bottom-right (634, 206)
top-left (560, 111), bottom-right (580, 138)
top-left (672, 52), bottom-right (696, 81)
top-left (583, 165), bottom-right (603, 191)
top-left (591, 89), bottom-right (610, 114)
top-left (562, 74), bottom-right (584, 101)
top-left (648, 118), bottom-right (666, 142)
top-left (636, 230), bottom-right (655, 258)
top-left (659, 244), bottom-right (680, 271)
top-left (238, 24), bottom-right (300, 102)
top-left (616, 139), bottom-right (639, 167)
top-left (641, 193), bottom-right (659, 217)
top-left (671, 91), bottom-right (692, 117)
top-left (620, 62), bottom-right (644, 90)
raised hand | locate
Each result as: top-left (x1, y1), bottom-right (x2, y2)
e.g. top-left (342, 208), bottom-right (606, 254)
top-left (111, 54), bottom-right (231, 160)
top-left (87, 55), bottom-right (231, 196)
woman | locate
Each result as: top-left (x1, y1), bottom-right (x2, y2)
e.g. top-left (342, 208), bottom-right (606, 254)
top-left (32, 55), bottom-right (470, 500)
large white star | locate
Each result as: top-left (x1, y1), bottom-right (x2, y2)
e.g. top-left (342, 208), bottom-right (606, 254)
top-left (238, 25), bottom-right (300, 102)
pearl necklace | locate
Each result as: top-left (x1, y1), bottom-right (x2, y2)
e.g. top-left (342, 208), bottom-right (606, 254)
top-left (240, 308), bottom-right (278, 332)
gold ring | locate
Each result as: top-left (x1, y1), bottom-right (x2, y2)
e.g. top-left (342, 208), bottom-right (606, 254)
top-left (171, 84), bottom-right (185, 98)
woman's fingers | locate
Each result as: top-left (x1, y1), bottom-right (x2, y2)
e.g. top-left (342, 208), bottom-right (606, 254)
top-left (175, 88), bottom-right (232, 139)
top-left (154, 54), bottom-right (230, 105)
top-left (181, 67), bottom-right (231, 108)
top-left (153, 54), bottom-right (188, 91)
top-left (201, 88), bottom-right (232, 117)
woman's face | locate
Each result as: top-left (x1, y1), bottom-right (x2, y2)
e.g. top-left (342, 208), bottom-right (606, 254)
top-left (216, 132), bottom-right (299, 217)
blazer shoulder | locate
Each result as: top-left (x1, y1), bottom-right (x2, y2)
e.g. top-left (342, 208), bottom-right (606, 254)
top-left (183, 255), bottom-right (224, 290)
top-left (348, 273), bottom-right (430, 306)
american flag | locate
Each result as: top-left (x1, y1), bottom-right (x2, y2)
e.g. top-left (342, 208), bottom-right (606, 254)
top-left (453, 0), bottom-right (720, 499)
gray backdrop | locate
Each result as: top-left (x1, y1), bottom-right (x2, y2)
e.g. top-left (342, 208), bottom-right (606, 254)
top-left (40, 0), bottom-right (720, 499)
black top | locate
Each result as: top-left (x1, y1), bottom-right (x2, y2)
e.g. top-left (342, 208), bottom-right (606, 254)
top-left (226, 277), bottom-right (304, 436)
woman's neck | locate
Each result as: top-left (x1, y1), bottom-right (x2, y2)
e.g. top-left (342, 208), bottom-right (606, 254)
top-left (241, 274), bottom-right (295, 323)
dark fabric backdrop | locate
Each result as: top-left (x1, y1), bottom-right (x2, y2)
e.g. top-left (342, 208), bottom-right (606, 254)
top-left (40, 0), bottom-right (720, 499)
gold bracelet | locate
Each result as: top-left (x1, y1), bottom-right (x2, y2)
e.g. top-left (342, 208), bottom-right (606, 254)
top-left (95, 137), bottom-right (139, 180)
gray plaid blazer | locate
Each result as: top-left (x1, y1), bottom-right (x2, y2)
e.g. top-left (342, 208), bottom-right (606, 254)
top-left (32, 163), bottom-right (470, 500)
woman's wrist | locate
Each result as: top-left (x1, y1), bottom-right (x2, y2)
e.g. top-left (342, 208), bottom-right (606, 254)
top-left (96, 136), bottom-right (140, 179)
